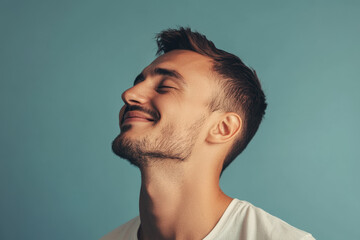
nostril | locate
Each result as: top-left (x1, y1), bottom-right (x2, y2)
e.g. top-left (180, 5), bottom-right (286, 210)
top-left (122, 87), bottom-right (148, 105)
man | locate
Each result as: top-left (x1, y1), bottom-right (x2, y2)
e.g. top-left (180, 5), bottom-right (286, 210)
top-left (101, 27), bottom-right (315, 240)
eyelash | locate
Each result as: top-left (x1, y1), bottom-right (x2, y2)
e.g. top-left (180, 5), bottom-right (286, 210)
top-left (156, 85), bottom-right (174, 93)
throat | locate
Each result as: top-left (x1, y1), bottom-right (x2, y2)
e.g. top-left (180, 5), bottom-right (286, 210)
top-left (138, 163), bottom-right (232, 240)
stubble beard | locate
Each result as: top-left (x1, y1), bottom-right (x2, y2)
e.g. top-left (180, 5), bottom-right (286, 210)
top-left (112, 116), bottom-right (206, 168)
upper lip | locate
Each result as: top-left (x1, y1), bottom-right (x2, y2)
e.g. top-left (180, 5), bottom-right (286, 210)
top-left (123, 110), bottom-right (155, 122)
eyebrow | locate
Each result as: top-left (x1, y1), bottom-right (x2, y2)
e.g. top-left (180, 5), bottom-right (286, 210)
top-left (133, 67), bottom-right (186, 86)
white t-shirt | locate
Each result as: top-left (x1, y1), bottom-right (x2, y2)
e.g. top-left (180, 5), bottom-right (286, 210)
top-left (100, 199), bottom-right (315, 240)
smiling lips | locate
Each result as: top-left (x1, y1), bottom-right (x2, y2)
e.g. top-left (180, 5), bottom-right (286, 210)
top-left (122, 110), bottom-right (155, 125)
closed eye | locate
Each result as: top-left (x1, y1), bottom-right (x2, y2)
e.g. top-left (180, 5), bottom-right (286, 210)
top-left (156, 85), bottom-right (175, 93)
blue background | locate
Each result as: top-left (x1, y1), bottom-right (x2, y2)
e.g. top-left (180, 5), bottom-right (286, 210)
top-left (1, 0), bottom-right (359, 239)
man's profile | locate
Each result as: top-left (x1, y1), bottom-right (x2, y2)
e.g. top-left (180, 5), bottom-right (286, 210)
top-left (101, 27), bottom-right (315, 240)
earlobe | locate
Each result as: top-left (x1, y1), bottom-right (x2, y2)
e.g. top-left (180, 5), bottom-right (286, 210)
top-left (206, 113), bottom-right (242, 144)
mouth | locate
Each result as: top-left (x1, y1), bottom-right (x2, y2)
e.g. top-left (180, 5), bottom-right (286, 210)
top-left (121, 110), bottom-right (156, 126)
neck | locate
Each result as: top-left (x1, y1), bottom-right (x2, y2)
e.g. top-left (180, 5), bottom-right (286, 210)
top-left (137, 160), bottom-right (232, 240)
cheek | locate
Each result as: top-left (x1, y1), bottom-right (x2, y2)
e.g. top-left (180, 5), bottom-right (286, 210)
top-left (166, 105), bottom-right (206, 130)
top-left (153, 91), bottom-right (209, 125)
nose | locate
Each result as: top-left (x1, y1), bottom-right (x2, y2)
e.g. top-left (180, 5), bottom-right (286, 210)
top-left (121, 83), bottom-right (150, 106)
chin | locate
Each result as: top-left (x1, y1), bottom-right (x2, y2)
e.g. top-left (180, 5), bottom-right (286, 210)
top-left (111, 133), bottom-right (145, 168)
top-left (120, 124), bottom-right (132, 133)
top-left (111, 134), bottom-right (128, 160)
top-left (111, 130), bottom-right (137, 158)
top-left (111, 134), bottom-right (122, 155)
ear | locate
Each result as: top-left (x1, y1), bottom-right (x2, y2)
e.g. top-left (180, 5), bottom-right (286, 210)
top-left (206, 113), bottom-right (242, 144)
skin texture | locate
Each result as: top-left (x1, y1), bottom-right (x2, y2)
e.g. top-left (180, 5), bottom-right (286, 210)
top-left (112, 50), bottom-right (242, 240)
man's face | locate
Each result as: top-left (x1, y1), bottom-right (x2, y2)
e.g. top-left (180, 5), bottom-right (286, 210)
top-left (112, 50), bottom-right (216, 167)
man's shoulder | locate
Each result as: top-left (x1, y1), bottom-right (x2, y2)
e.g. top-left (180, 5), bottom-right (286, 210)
top-left (100, 216), bottom-right (140, 240)
top-left (227, 199), bottom-right (315, 240)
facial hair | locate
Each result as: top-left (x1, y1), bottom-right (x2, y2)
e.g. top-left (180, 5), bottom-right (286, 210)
top-left (112, 115), bottom-right (206, 168)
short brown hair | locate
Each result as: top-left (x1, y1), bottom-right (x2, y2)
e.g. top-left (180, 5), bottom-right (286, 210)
top-left (156, 27), bottom-right (267, 172)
